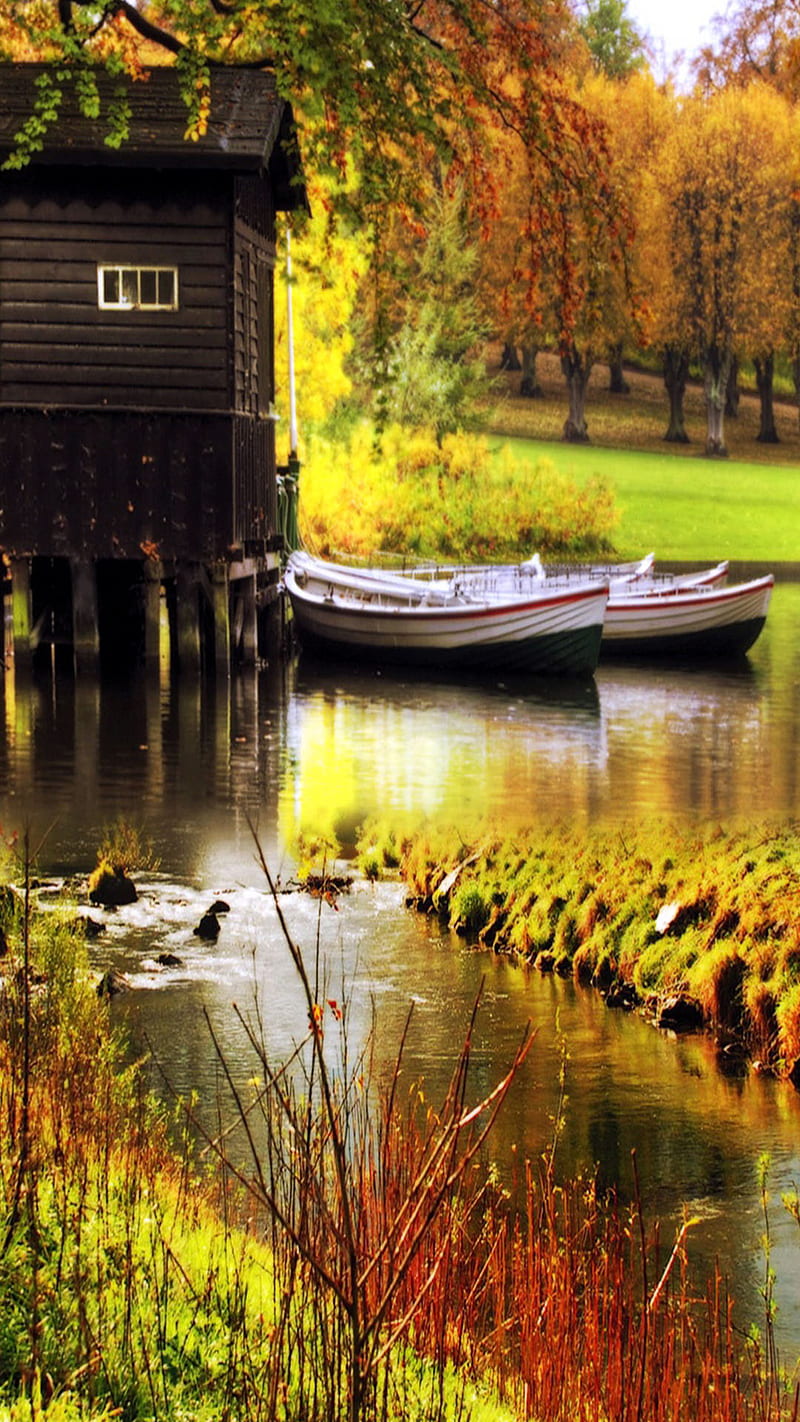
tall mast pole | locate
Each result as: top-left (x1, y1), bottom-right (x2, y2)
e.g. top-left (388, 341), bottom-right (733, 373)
top-left (286, 226), bottom-right (298, 460)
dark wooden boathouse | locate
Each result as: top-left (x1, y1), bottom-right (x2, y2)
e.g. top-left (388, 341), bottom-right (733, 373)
top-left (0, 63), bottom-right (306, 676)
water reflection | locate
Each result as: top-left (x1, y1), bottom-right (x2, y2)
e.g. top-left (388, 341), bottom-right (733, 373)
top-left (281, 583), bottom-right (800, 839)
top-left (1, 585), bottom-right (797, 871)
top-left (1, 581), bottom-right (800, 1355)
top-left (282, 662), bottom-right (606, 845)
top-left (107, 877), bottom-right (800, 1360)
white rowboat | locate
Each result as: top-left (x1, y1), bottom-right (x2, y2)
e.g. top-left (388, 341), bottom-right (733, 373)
top-left (283, 552), bottom-right (609, 677)
top-left (285, 553), bottom-right (771, 665)
top-left (601, 574), bottom-right (773, 658)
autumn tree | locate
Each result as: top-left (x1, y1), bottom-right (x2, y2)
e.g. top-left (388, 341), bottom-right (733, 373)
top-left (273, 178), bottom-right (369, 449)
top-left (1, 1), bottom-right (604, 244)
top-left (623, 79), bottom-right (698, 442)
top-left (581, 69), bottom-right (667, 400)
top-left (542, 71), bottom-right (633, 442)
top-left (694, 0), bottom-right (800, 99)
top-left (655, 85), bottom-right (793, 457)
top-left (475, 126), bottom-right (548, 398)
top-left (472, 38), bottom-right (630, 443)
top-left (578, 0), bottom-right (647, 79)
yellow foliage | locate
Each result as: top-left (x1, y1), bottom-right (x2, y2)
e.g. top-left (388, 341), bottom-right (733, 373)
top-left (274, 175), bottom-right (369, 445)
top-left (644, 84), bottom-right (794, 354)
top-left (297, 423), bottom-right (617, 561)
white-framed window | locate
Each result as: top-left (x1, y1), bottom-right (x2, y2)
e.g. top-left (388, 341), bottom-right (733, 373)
top-left (97, 265), bottom-right (179, 311)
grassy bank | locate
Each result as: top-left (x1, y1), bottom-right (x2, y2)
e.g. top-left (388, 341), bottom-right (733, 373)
top-left (297, 393), bottom-right (800, 566)
top-left (0, 862), bottom-right (520, 1422)
top-left (358, 818), bottom-right (800, 1079)
top-left (492, 438), bottom-right (800, 564)
top-left (4, 852), bottom-right (800, 1420)
top-left (487, 355), bottom-right (800, 564)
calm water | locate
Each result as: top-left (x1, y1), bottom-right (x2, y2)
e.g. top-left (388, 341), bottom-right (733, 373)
top-left (3, 574), bottom-right (800, 1356)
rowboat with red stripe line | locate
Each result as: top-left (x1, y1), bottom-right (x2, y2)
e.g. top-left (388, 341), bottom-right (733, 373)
top-left (601, 574), bottom-right (773, 658)
top-left (283, 552), bottom-right (609, 677)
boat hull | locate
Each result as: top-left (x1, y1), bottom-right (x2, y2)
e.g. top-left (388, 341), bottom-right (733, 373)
top-left (601, 576), bottom-right (774, 659)
top-left (284, 561), bottom-right (608, 677)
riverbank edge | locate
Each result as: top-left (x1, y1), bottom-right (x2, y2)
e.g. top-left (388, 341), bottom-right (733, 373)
top-left (0, 876), bottom-right (521, 1422)
top-left (356, 818), bottom-right (800, 1085)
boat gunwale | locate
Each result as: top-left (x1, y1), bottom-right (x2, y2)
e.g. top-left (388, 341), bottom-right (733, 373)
top-left (284, 571), bottom-right (611, 624)
top-left (606, 573), bottom-right (774, 612)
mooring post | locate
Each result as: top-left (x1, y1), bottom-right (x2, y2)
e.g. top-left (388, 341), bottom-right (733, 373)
top-left (211, 562), bottom-right (231, 678)
top-left (71, 559), bottom-right (100, 675)
top-left (10, 556), bottom-right (33, 670)
top-left (175, 561), bottom-right (202, 675)
top-left (143, 558), bottom-right (163, 666)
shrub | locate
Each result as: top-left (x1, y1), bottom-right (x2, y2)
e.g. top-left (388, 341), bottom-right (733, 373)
top-left (95, 817), bottom-right (157, 877)
top-left (299, 424), bottom-right (617, 561)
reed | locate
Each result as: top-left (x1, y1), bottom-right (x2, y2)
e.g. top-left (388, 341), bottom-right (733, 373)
top-left (2, 830), bottom-right (800, 1420)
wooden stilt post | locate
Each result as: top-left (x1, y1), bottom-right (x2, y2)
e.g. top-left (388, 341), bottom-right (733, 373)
top-left (10, 557), bottom-right (33, 670)
top-left (211, 562), bottom-right (231, 678)
top-left (258, 574), bottom-right (283, 668)
top-left (239, 573), bottom-right (258, 666)
top-left (3, 576), bottom-right (14, 671)
top-left (175, 561), bottom-right (201, 675)
top-left (143, 558), bottom-right (163, 667)
top-left (71, 559), bottom-right (100, 675)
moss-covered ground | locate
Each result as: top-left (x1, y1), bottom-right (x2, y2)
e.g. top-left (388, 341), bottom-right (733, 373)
top-left (357, 817), bottom-right (800, 1078)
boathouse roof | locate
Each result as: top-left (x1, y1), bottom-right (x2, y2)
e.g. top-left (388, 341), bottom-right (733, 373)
top-left (0, 63), bottom-right (305, 202)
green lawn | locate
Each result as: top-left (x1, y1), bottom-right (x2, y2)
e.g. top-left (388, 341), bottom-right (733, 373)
top-left (495, 437), bottom-right (800, 564)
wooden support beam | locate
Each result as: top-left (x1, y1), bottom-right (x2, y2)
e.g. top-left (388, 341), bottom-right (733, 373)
top-left (71, 559), bottom-right (100, 675)
top-left (258, 573), bottom-right (283, 668)
top-left (10, 557), bottom-right (33, 669)
top-left (175, 561), bottom-right (202, 675)
top-left (232, 572), bottom-right (258, 666)
top-left (211, 563), bottom-right (231, 679)
top-left (143, 558), bottom-right (163, 666)
top-left (3, 578), bottom-right (13, 671)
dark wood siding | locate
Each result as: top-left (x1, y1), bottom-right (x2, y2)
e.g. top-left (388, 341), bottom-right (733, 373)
top-left (234, 413), bottom-right (276, 547)
top-left (0, 409), bottom-right (235, 560)
top-left (231, 216), bottom-right (277, 543)
top-left (233, 220), bottom-right (276, 418)
top-left (0, 170), bottom-right (232, 411)
top-left (235, 175), bottom-right (276, 244)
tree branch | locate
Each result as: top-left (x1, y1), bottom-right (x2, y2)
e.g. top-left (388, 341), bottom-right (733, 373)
top-left (109, 1), bottom-right (185, 56)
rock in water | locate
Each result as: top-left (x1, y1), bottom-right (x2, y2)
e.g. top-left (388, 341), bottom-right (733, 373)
top-left (194, 912), bottom-right (220, 942)
top-left (97, 969), bottom-right (131, 998)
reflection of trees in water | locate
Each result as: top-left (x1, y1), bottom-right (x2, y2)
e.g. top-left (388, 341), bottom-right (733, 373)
top-left (2, 586), bottom-right (797, 866)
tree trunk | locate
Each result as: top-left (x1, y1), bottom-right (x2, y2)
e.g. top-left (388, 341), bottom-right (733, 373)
top-left (561, 346), bottom-right (592, 443)
top-left (500, 342), bottom-right (521, 371)
top-left (754, 351), bottom-right (779, 444)
top-left (792, 353), bottom-right (800, 428)
top-left (519, 344), bottom-right (543, 398)
top-left (608, 342), bottom-right (630, 394)
top-left (662, 345), bottom-right (690, 443)
top-left (725, 355), bottom-right (740, 418)
top-left (703, 345), bottom-right (731, 457)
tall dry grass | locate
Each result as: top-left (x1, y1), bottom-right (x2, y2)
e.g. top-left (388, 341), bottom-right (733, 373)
top-left (1, 830), bottom-right (800, 1421)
